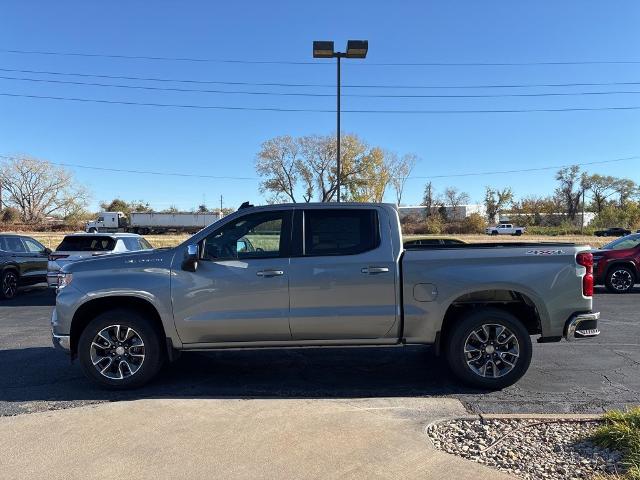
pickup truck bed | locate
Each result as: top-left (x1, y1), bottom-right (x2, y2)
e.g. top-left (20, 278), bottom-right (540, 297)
top-left (51, 203), bottom-right (599, 390)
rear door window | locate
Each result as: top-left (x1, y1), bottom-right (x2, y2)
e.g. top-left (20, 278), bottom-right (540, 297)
top-left (303, 209), bottom-right (379, 257)
top-left (56, 236), bottom-right (116, 252)
top-left (2, 236), bottom-right (26, 253)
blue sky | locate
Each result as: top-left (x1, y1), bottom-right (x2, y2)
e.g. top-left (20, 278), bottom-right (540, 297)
top-left (1, 1), bottom-right (639, 211)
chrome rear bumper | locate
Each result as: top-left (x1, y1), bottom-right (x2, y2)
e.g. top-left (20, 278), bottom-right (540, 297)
top-left (564, 312), bottom-right (600, 341)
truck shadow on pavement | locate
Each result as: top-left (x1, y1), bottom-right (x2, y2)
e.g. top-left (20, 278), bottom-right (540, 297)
top-left (0, 344), bottom-right (480, 414)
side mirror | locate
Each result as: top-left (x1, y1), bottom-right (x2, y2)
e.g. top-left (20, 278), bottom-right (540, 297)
top-left (43, 247), bottom-right (52, 255)
top-left (182, 244), bottom-right (199, 272)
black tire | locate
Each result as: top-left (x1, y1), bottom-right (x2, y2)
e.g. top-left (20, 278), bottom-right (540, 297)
top-left (88, 228), bottom-right (97, 233)
top-left (491, 230), bottom-right (498, 236)
top-left (0, 269), bottom-right (19, 299)
top-left (515, 230), bottom-right (523, 236)
top-left (78, 309), bottom-right (164, 389)
top-left (605, 266), bottom-right (636, 294)
top-left (444, 307), bottom-right (532, 390)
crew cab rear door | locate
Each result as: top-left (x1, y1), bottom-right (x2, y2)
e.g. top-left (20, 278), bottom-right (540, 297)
top-left (288, 207), bottom-right (399, 340)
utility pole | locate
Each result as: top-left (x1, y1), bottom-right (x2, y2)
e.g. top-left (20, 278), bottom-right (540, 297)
top-left (581, 189), bottom-right (585, 234)
top-left (220, 195), bottom-right (223, 216)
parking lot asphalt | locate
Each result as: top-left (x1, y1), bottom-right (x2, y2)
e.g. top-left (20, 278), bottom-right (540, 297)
top-left (0, 286), bottom-right (638, 417)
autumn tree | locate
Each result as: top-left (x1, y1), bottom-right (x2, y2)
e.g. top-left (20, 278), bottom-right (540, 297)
top-left (255, 134), bottom-right (399, 203)
top-left (0, 155), bottom-right (89, 224)
top-left (99, 198), bottom-right (152, 214)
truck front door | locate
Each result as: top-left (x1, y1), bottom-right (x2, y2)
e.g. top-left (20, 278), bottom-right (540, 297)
top-left (171, 210), bottom-right (292, 344)
top-left (288, 208), bottom-right (399, 341)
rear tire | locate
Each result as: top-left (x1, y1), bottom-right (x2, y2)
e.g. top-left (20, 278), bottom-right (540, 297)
top-left (444, 308), bottom-right (532, 390)
top-left (88, 228), bottom-right (97, 233)
top-left (78, 309), bottom-right (164, 389)
top-left (605, 266), bottom-right (635, 294)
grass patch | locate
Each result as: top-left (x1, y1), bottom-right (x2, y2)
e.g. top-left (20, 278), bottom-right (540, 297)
top-left (591, 407), bottom-right (640, 480)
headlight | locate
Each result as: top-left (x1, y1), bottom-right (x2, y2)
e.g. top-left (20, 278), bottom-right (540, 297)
top-left (57, 273), bottom-right (73, 289)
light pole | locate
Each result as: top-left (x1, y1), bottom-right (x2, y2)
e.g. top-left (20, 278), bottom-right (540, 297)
top-left (313, 40), bottom-right (368, 202)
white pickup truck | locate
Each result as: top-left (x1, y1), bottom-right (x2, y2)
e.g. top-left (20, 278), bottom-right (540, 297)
top-left (52, 203), bottom-right (599, 390)
top-left (486, 223), bottom-right (526, 236)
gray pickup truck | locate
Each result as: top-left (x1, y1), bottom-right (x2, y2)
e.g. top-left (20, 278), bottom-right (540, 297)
top-left (51, 203), bottom-right (600, 390)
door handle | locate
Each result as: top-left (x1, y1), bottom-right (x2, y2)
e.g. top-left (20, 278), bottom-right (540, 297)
top-left (256, 270), bottom-right (284, 277)
top-left (361, 266), bottom-right (390, 274)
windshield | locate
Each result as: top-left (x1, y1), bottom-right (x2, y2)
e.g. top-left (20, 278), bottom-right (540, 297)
top-left (56, 236), bottom-right (116, 252)
top-left (602, 234), bottom-right (640, 251)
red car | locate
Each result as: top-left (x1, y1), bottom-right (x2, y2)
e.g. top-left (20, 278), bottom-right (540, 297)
top-left (592, 233), bottom-right (640, 293)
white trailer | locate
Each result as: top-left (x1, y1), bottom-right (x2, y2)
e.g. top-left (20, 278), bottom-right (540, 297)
top-left (129, 212), bottom-right (221, 234)
top-left (85, 211), bottom-right (222, 234)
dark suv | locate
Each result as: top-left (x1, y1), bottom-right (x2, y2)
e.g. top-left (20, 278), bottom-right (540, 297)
top-left (592, 233), bottom-right (640, 293)
top-left (0, 234), bottom-right (51, 299)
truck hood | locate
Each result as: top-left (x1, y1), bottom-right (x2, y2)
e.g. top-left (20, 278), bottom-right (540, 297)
top-left (61, 248), bottom-right (176, 273)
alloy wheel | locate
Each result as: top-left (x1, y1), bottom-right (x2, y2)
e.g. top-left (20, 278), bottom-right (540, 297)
top-left (463, 323), bottom-right (520, 379)
top-left (2, 271), bottom-right (18, 298)
top-left (90, 324), bottom-right (145, 380)
top-left (610, 269), bottom-right (634, 292)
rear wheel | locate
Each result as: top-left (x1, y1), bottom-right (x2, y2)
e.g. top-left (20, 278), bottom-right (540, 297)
top-left (88, 228), bottom-right (97, 233)
top-left (491, 230), bottom-right (498, 236)
top-left (78, 309), bottom-right (164, 389)
top-left (605, 266), bottom-right (635, 294)
top-left (0, 270), bottom-right (18, 299)
top-left (445, 308), bottom-right (532, 390)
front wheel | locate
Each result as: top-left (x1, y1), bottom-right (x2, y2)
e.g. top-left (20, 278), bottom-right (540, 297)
top-left (78, 309), bottom-right (164, 389)
top-left (445, 308), bottom-right (532, 390)
top-left (605, 266), bottom-right (635, 294)
top-left (0, 270), bottom-right (18, 299)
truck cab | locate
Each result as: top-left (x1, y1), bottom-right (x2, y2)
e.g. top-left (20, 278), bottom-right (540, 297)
top-left (85, 212), bottom-right (127, 233)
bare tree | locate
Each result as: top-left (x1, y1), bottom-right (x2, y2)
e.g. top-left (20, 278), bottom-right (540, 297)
top-left (0, 155), bottom-right (89, 224)
top-left (484, 186), bottom-right (513, 223)
top-left (444, 186), bottom-right (470, 208)
top-left (388, 153), bottom-right (417, 205)
top-left (255, 135), bottom-right (301, 203)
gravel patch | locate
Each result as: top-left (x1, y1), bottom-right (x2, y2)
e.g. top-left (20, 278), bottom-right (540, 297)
top-left (427, 418), bottom-right (623, 479)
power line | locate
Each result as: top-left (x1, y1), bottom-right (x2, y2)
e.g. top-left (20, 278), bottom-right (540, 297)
top-left (3, 91), bottom-right (640, 114)
top-left (409, 156), bottom-right (640, 179)
top-left (2, 48), bottom-right (640, 66)
top-left (3, 67), bottom-right (640, 91)
top-left (4, 75), bottom-right (640, 99)
top-left (1, 154), bottom-right (637, 181)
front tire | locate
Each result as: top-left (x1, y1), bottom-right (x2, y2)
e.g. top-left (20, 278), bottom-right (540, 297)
top-left (0, 269), bottom-right (18, 299)
top-left (445, 308), bottom-right (532, 390)
top-left (88, 228), bottom-right (97, 233)
top-left (605, 266), bottom-right (635, 294)
top-left (78, 309), bottom-right (164, 389)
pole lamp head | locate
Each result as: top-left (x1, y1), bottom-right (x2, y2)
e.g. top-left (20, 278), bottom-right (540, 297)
top-left (346, 40), bottom-right (368, 58)
top-left (313, 41), bottom-right (335, 58)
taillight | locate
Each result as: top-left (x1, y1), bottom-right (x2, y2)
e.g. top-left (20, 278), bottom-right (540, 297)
top-left (576, 252), bottom-right (594, 297)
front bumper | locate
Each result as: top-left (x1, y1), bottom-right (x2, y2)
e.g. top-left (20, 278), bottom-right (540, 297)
top-left (564, 312), bottom-right (600, 341)
top-left (46, 272), bottom-right (59, 288)
top-left (52, 331), bottom-right (71, 353)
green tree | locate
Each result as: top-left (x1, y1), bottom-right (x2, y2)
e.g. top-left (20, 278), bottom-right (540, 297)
top-left (484, 186), bottom-right (513, 223)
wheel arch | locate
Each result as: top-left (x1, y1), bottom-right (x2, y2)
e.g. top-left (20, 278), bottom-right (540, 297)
top-left (605, 261), bottom-right (637, 278)
top-left (436, 289), bottom-right (542, 355)
top-left (70, 296), bottom-right (167, 357)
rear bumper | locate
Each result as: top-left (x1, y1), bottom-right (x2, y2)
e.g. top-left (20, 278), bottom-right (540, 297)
top-left (564, 312), bottom-right (600, 341)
